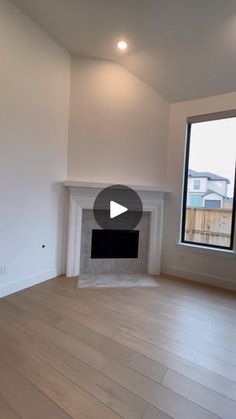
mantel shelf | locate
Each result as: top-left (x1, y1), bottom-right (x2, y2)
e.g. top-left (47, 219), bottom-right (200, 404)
top-left (64, 180), bottom-right (171, 193)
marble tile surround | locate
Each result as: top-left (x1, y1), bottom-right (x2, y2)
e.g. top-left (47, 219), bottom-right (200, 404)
top-left (80, 210), bottom-right (150, 274)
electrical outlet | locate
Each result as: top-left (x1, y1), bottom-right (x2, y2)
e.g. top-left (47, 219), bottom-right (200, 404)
top-left (0, 265), bottom-right (6, 278)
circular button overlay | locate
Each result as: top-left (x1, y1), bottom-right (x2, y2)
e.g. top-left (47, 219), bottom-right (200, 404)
top-left (93, 185), bottom-right (143, 230)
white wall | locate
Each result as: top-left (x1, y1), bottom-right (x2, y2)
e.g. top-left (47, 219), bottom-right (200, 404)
top-left (162, 92), bottom-right (236, 288)
top-left (207, 180), bottom-right (228, 196)
top-left (68, 57), bottom-right (169, 187)
top-left (0, 0), bottom-right (70, 296)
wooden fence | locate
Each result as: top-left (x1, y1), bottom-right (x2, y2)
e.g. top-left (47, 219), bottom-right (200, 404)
top-left (185, 208), bottom-right (232, 247)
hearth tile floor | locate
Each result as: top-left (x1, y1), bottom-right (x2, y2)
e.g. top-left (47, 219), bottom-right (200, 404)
top-left (77, 273), bottom-right (159, 288)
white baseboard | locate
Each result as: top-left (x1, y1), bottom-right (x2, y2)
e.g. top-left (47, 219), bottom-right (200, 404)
top-left (0, 268), bottom-right (58, 298)
top-left (162, 266), bottom-right (236, 291)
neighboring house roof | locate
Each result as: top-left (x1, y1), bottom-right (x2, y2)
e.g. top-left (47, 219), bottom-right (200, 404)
top-left (189, 169), bottom-right (230, 183)
top-left (202, 190), bottom-right (225, 198)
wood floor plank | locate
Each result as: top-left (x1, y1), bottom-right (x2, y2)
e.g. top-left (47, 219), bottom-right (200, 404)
top-left (133, 286), bottom-right (236, 324)
top-left (0, 397), bottom-right (20, 419)
top-left (0, 361), bottom-right (71, 419)
top-left (1, 294), bottom-right (168, 385)
top-left (199, 340), bottom-right (236, 367)
top-left (24, 287), bottom-right (119, 338)
top-left (26, 283), bottom-right (202, 350)
top-left (163, 369), bottom-right (236, 419)
top-left (8, 292), bottom-right (236, 404)
top-left (56, 317), bottom-right (167, 383)
top-left (196, 351), bottom-right (236, 382)
top-left (82, 306), bottom-right (198, 362)
top-left (0, 329), bottom-right (52, 385)
top-left (0, 305), bottom-right (148, 418)
top-left (166, 355), bottom-right (236, 401)
top-left (101, 359), bottom-right (219, 418)
top-left (99, 286), bottom-right (210, 324)
top-left (0, 300), bottom-right (109, 371)
top-left (29, 285), bottom-right (92, 316)
top-left (7, 285), bottom-right (236, 400)
top-left (31, 337), bottom-right (149, 419)
top-left (7, 292), bottom-right (64, 325)
top-left (0, 275), bottom-right (236, 418)
top-left (72, 286), bottom-right (209, 337)
top-left (0, 308), bottom-right (39, 343)
top-left (26, 284), bottom-right (205, 350)
top-left (38, 370), bottom-right (122, 419)
top-left (32, 284), bottom-right (93, 315)
top-left (203, 328), bottom-right (236, 353)
top-left (142, 404), bottom-right (173, 419)
top-left (113, 330), bottom-right (196, 366)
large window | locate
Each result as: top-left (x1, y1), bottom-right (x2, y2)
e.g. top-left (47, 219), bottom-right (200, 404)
top-left (181, 111), bottom-right (236, 250)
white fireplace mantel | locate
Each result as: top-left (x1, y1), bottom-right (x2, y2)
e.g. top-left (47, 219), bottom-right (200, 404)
top-left (65, 181), bottom-right (171, 277)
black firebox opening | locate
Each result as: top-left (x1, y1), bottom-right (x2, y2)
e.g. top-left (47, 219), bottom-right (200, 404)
top-left (91, 229), bottom-right (139, 259)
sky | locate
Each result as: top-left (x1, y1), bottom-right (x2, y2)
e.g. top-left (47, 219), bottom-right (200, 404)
top-left (189, 117), bottom-right (236, 197)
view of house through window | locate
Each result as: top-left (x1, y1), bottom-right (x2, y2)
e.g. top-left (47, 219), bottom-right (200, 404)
top-left (182, 114), bottom-right (236, 249)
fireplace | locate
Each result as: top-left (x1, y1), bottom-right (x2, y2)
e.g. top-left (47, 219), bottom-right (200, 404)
top-left (91, 229), bottom-right (139, 259)
top-left (65, 181), bottom-right (170, 276)
top-left (80, 210), bottom-right (149, 273)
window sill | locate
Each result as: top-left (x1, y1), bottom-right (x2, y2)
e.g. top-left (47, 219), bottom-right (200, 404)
top-left (176, 242), bottom-right (236, 259)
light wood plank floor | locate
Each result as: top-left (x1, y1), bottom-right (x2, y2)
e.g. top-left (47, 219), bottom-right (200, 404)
top-left (0, 276), bottom-right (236, 419)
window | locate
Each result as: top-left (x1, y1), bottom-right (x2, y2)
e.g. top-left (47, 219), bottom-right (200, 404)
top-left (193, 180), bottom-right (200, 190)
top-left (181, 110), bottom-right (236, 250)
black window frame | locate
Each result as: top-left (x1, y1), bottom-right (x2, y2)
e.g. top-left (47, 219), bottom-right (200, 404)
top-left (181, 110), bottom-right (236, 251)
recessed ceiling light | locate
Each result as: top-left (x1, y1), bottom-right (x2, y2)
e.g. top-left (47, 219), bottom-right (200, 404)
top-left (117, 40), bottom-right (128, 50)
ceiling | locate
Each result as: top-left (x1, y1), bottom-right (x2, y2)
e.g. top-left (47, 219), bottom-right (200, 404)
top-left (14, 0), bottom-right (236, 102)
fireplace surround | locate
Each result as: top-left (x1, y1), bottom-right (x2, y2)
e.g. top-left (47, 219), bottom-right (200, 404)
top-left (65, 181), bottom-right (170, 277)
top-left (80, 210), bottom-right (149, 274)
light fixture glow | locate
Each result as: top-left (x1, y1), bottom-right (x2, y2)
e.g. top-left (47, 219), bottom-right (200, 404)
top-left (117, 40), bottom-right (128, 50)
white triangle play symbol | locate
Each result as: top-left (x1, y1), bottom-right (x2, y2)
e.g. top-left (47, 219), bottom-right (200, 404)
top-left (110, 201), bottom-right (128, 219)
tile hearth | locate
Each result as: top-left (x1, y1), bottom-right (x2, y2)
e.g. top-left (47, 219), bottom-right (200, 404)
top-left (77, 274), bottom-right (160, 289)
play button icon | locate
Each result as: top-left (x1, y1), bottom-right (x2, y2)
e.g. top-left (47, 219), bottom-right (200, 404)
top-left (93, 184), bottom-right (143, 230)
top-left (110, 201), bottom-right (128, 219)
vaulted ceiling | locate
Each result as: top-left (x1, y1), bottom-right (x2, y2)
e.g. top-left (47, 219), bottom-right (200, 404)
top-left (14, 0), bottom-right (236, 101)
